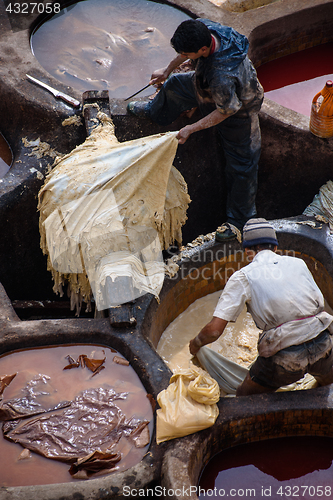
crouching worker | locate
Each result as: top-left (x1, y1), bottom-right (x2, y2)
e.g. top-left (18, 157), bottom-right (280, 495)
top-left (189, 218), bottom-right (333, 396)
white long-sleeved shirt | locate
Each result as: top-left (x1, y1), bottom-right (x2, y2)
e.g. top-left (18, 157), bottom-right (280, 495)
top-left (213, 250), bottom-right (333, 357)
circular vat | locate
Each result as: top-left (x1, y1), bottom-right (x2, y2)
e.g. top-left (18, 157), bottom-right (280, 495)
top-left (161, 396), bottom-right (333, 500)
top-left (30, 0), bottom-right (191, 98)
top-left (0, 344), bottom-right (154, 487)
top-left (0, 283), bottom-right (172, 500)
top-left (198, 435), bottom-right (333, 496)
top-left (256, 42), bottom-right (333, 118)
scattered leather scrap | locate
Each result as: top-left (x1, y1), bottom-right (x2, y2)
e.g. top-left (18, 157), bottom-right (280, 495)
top-left (0, 373), bottom-right (16, 397)
top-left (17, 448), bottom-right (32, 461)
top-left (113, 355), bottom-right (129, 366)
top-left (91, 365), bottom-right (105, 377)
top-left (63, 355), bottom-right (80, 369)
top-left (81, 355), bottom-right (106, 372)
top-left (69, 450), bottom-right (122, 477)
top-left (63, 353), bottom-right (106, 374)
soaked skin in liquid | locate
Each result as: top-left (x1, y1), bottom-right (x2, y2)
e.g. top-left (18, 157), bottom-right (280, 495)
top-left (199, 436), bottom-right (333, 500)
top-left (0, 344), bottom-right (153, 487)
top-left (31, 0), bottom-right (190, 98)
top-left (157, 290), bottom-right (260, 373)
top-left (257, 42), bottom-right (333, 116)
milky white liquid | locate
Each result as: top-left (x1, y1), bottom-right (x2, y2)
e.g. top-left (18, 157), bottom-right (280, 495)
top-left (157, 290), bottom-right (260, 373)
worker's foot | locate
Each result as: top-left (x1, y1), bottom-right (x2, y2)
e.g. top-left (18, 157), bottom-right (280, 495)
top-left (215, 223), bottom-right (241, 242)
top-left (126, 101), bottom-right (150, 118)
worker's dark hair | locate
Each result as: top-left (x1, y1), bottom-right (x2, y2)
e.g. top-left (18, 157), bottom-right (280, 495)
top-left (171, 20), bottom-right (212, 54)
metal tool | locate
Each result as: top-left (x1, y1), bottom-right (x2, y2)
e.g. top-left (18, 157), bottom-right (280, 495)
top-left (26, 74), bottom-right (81, 108)
top-left (124, 83), bottom-right (151, 101)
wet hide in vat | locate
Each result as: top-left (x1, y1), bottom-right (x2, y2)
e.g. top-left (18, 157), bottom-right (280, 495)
top-left (156, 365), bottom-right (219, 444)
top-left (38, 115), bottom-right (190, 313)
top-left (3, 387), bottom-right (150, 477)
top-left (0, 374), bottom-right (70, 421)
top-left (196, 346), bottom-right (248, 395)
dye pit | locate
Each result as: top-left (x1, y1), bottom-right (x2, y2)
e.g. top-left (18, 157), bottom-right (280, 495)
top-left (257, 41), bottom-right (333, 116)
top-left (198, 436), bottom-right (333, 499)
top-left (0, 344), bottom-right (153, 487)
top-left (31, 0), bottom-right (191, 98)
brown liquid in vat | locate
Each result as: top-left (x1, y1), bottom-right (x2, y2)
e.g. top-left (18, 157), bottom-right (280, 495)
top-left (31, 0), bottom-right (190, 98)
top-left (0, 344), bottom-right (153, 487)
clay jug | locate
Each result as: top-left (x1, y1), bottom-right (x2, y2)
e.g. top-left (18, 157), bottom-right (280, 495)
top-left (309, 80), bottom-right (333, 138)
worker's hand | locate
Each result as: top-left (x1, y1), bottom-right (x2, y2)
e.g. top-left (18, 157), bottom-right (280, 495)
top-left (149, 68), bottom-right (169, 87)
top-left (176, 125), bottom-right (193, 144)
top-left (189, 337), bottom-right (201, 356)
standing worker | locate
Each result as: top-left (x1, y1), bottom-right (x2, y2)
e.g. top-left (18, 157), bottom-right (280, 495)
top-left (189, 218), bottom-right (333, 396)
top-left (127, 19), bottom-right (264, 240)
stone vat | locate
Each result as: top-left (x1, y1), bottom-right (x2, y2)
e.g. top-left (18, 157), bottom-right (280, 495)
top-left (0, 0), bottom-right (333, 498)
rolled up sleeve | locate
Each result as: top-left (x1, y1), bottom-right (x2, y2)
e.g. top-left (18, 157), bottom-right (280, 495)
top-left (213, 270), bottom-right (251, 322)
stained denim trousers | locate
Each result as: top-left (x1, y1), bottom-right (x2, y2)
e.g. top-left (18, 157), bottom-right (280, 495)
top-left (145, 72), bottom-right (261, 228)
top-left (250, 330), bottom-right (333, 388)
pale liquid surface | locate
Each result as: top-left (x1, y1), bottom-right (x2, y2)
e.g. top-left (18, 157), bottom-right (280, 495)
top-left (31, 0), bottom-right (190, 97)
top-left (157, 290), bottom-right (260, 373)
top-left (257, 42), bottom-right (333, 117)
top-left (0, 344), bottom-right (153, 487)
top-left (265, 74), bottom-right (333, 117)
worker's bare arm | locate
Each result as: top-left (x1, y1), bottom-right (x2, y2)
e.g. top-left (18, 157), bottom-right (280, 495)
top-left (149, 54), bottom-right (188, 86)
top-left (189, 317), bottom-right (228, 356)
top-left (177, 108), bottom-right (234, 144)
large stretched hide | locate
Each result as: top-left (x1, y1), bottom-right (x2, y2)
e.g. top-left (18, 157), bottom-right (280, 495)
top-left (38, 114), bottom-right (190, 312)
